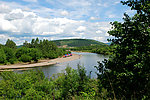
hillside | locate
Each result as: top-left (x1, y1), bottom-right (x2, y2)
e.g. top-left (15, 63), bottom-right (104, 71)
top-left (53, 39), bottom-right (106, 47)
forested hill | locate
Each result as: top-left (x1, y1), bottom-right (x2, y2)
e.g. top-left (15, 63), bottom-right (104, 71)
top-left (53, 39), bottom-right (106, 47)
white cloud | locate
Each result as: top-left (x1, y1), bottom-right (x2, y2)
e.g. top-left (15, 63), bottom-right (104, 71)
top-left (5, 9), bottom-right (24, 20)
top-left (90, 17), bottom-right (100, 20)
top-left (114, 1), bottom-right (120, 5)
top-left (108, 14), bottom-right (117, 18)
top-left (0, 18), bottom-right (17, 32)
top-left (46, 0), bottom-right (91, 8)
top-left (66, 0), bottom-right (91, 7)
top-left (0, 34), bottom-right (20, 45)
top-left (76, 26), bottom-right (86, 32)
top-left (90, 17), bottom-right (96, 20)
top-left (61, 10), bottom-right (69, 16)
top-left (0, 34), bottom-right (11, 42)
top-left (125, 9), bottom-right (136, 16)
top-left (93, 37), bottom-right (105, 42)
top-left (96, 30), bottom-right (102, 34)
top-left (0, 4), bottom-right (11, 13)
top-left (97, 3), bottom-right (109, 7)
top-left (0, 1), bottom-right (115, 44)
top-left (24, 11), bottom-right (37, 18)
top-left (22, 0), bottom-right (37, 2)
top-left (105, 33), bottom-right (109, 36)
top-left (79, 32), bottom-right (84, 35)
top-left (97, 0), bottom-right (121, 7)
top-left (0, 1), bottom-right (31, 11)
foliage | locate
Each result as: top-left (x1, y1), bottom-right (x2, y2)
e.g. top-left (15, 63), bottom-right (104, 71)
top-left (0, 44), bottom-right (5, 49)
top-left (23, 41), bottom-right (30, 48)
top-left (52, 65), bottom-right (91, 99)
top-left (96, 0), bottom-right (150, 99)
top-left (0, 66), bottom-right (100, 100)
top-left (70, 44), bottom-right (113, 55)
top-left (28, 48), bottom-right (42, 62)
top-left (3, 47), bottom-right (15, 61)
top-left (23, 38), bottom-right (68, 59)
top-left (53, 39), bottom-right (106, 47)
top-left (0, 70), bottom-right (48, 99)
top-left (3, 47), bottom-right (16, 64)
top-left (5, 39), bottom-right (16, 49)
top-left (16, 47), bottom-right (42, 62)
top-left (16, 47), bottom-right (30, 58)
top-left (19, 54), bottom-right (32, 62)
top-left (0, 46), bottom-right (17, 64)
top-left (0, 38), bottom-right (69, 64)
top-left (0, 49), bottom-right (6, 64)
top-left (8, 58), bottom-right (17, 64)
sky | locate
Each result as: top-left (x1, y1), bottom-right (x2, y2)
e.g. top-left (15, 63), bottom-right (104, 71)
top-left (0, 0), bottom-right (135, 45)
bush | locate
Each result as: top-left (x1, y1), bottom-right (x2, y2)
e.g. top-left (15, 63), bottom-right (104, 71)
top-left (0, 70), bottom-right (50, 99)
top-left (0, 49), bottom-right (6, 63)
top-left (19, 54), bottom-right (32, 62)
top-left (29, 48), bottom-right (42, 62)
top-left (47, 51), bottom-right (58, 59)
top-left (16, 47), bottom-right (30, 58)
top-left (3, 47), bottom-right (15, 61)
top-left (51, 65), bottom-right (95, 99)
top-left (0, 66), bottom-right (99, 99)
top-left (16, 47), bottom-right (41, 62)
top-left (9, 58), bottom-right (17, 64)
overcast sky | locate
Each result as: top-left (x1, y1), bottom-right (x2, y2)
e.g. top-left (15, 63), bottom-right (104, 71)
top-left (0, 0), bottom-right (135, 45)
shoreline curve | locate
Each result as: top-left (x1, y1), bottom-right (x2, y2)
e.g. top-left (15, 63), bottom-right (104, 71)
top-left (0, 54), bottom-right (80, 71)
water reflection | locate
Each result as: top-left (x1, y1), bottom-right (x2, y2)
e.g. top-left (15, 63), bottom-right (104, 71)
top-left (35, 52), bottom-right (109, 79)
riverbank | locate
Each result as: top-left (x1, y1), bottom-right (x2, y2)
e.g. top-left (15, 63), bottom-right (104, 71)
top-left (0, 54), bottom-right (80, 71)
top-left (71, 51), bottom-right (91, 53)
top-left (71, 50), bottom-right (111, 55)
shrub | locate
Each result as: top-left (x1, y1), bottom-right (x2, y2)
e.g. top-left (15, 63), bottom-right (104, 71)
top-left (0, 66), bottom-right (99, 99)
top-left (16, 47), bottom-right (30, 58)
top-left (19, 54), bottom-right (32, 62)
top-left (9, 58), bottom-right (17, 64)
top-left (0, 49), bottom-right (6, 63)
top-left (3, 47), bottom-right (15, 61)
top-left (29, 48), bottom-right (42, 62)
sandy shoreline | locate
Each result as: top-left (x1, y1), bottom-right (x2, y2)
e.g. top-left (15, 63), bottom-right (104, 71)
top-left (0, 54), bottom-right (80, 70)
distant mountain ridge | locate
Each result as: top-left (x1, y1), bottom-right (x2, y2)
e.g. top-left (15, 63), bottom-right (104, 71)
top-left (52, 39), bottom-right (106, 47)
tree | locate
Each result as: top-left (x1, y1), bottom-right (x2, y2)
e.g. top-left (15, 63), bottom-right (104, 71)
top-left (29, 48), bottom-right (42, 62)
top-left (19, 54), bottom-right (32, 62)
top-left (16, 47), bottom-right (42, 62)
top-left (16, 47), bottom-right (30, 58)
top-left (96, 0), bottom-right (150, 99)
top-left (30, 39), bottom-right (35, 48)
top-left (3, 47), bottom-right (16, 64)
top-left (0, 44), bottom-right (4, 49)
top-left (38, 39), bottom-right (58, 58)
top-left (22, 38), bottom-right (68, 60)
top-left (35, 38), bottom-right (39, 48)
top-left (23, 40), bottom-right (31, 48)
top-left (0, 49), bottom-right (6, 63)
top-left (5, 39), bottom-right (16, 49)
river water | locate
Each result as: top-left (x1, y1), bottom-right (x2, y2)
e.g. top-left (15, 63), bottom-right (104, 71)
top-left (34, 52), bottom-right (109, 78)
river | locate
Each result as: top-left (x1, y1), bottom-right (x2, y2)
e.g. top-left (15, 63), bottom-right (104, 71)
top-left (34, 52), bottom-right (109, 78)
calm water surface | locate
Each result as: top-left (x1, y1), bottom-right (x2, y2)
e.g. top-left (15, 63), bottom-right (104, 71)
top-left (35, 52), bottom-right (109, 78)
